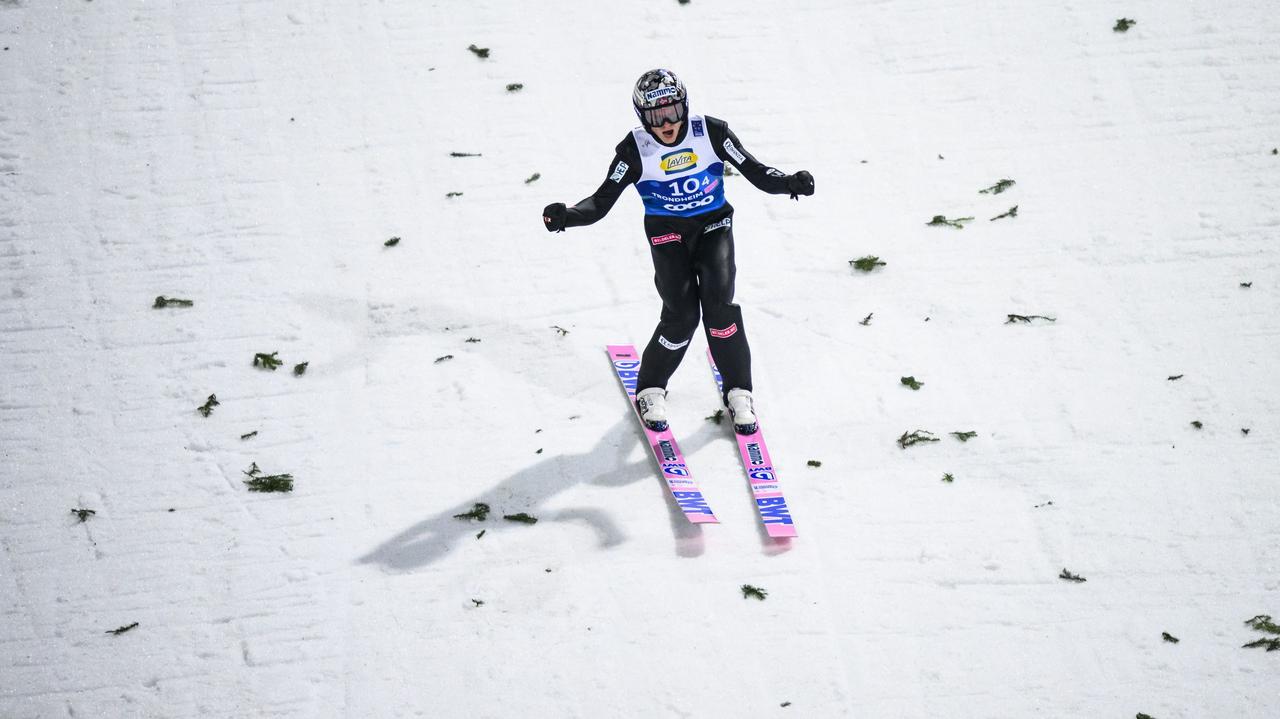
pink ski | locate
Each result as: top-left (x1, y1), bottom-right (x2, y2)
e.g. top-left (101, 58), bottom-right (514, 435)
top-left (607, 345), bottom-right (718, 524)
top-left (706, 349), bottom-right (798, 537)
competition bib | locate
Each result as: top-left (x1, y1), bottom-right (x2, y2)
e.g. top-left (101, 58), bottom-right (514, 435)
top-left (631, 115), bottom-right (727, 217)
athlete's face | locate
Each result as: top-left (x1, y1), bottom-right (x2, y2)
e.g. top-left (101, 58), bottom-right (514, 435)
top-left (654, 119), bottom-right (683, 145)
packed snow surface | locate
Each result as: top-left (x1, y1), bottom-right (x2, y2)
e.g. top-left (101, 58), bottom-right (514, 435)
top-left (2, 1), bottom-right (1279, 717)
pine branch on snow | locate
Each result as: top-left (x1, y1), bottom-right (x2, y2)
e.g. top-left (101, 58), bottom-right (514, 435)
top-left (293, 362), bottom-right (308, 376)
top-left (253, 352), bottom-right (282, 370)
top-left (927, 215), bottom-right (974, 229)
top-left (1114, 18), bottom-right (1136, 32)
top-left (197, 393), bottom-right (220, 417)
top-left (849, 255), bottom-right (886, 272)
top-left (706, 409), bottom-right (725, 425)
top-left (242, 463), bottom-right (294, 493)
top-left (951, 431), bottom-right (978, 442)
top-left (900, 376), bottom-right (924, 390)
top-left (506, 83), bottom-right (524, 92)
top-left (1006, 314), bottom-right (1056, 324)
top-left (106, 622), bottom-right (139, 635)
top-left (1059, 568), bottom-right (1087, 583)
top-left (503, 513), bottom-right (538, 524)
top-left (897, 429), bottom-right (939, 449)
top-left (741, 585), bottom-right (768, 600)
top-left (71, 508), bottom-right (96, 523)
top-left (153, 296), bottom-right (193, 309)
top-left (384, 237), bottom-right (400, 247)
top-left (466, 44), bottom-right (489, 59)
top-left (979, 179), bottom-right (1016, 195)
top-left (453, 503), bottom-right (491, 521)
top-left (990, 206), bottom-right (1018, 221)
top-left (1162, 632), bottom-right (1179, 643)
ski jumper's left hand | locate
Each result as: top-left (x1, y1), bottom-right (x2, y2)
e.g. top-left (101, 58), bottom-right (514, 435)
top-left (786, 171), bottom-right (815, 200)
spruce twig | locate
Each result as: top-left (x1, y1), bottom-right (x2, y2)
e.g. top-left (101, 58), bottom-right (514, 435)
top-left (1006, 314), bottom-right (1056, 324)
top-left (71, 508), bottom-right (96, 523)
top-left (979, 179), bottom-right (1016, 195)
top-left (1167, 374), bottom-right (1184, 381)
top-left (1059, 568), bottom-right (1087, 583)
top-left (503, 512), bottom-right (538, 524)
top-left (446, 192), bottom-right (464, 198)
top-left (927, 215), bottom-right (974, 229)
top-left (551, 325), bottom-right (569, 336)
top-left (1162, 632), bottom-right (1180, 643)
top-left (990, 206), bottom-right (1018, 221)
top-left (506, 83), bottom-right (524, 92)
top-left (434, 355), bottom-right (453, 364)
top-left (293, 362), bottom-right (308, 376)
top-left (897, 429), bottom-right (939, 449)
top-left (951, 431), bottom-right (978, 442)
top-left (450, 152), bottom-right (482, 158)
top-left (741, 584), bottom-right (768, 600)
top-left (384, 237), bottom-right (400, 247)
top-left (466, 44), bottom-right (490, 59)
top-left (241, 463), bottom-right (293, 493)
top-left (453, 503), bottom-right (491, 521)
top-left (240, 430), bottom-right (258, 440)
top-left (900, 376), bottom-right (924, 390)
top-left (1244, 614), bottom-right (1280, 634)
top-left (152, 296), bottom-right (194, 309)
top-left (942, 473), bottom-right (955, 483)
top-left (706, 409), bottom-right (725, 425)
top-left (524, 172), bottom-right (541, 184)
top-left (1114, 18), bottom-right (1136, 32)
top-left (253, 352), bottom-right (282, 370)
top-left (849, 256), bottom-right (886, 272)
top-left (106, 622), bottom-right (139, 635)
top-left (859, 312), bottom-right (874, 326)
top-left (197, 394), bottom-right (220, 417)
top-left (807, 460), bottom-right (822, 468)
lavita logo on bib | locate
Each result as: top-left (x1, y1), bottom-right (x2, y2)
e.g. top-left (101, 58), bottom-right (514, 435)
top-left (659, 149), bottom-right (698, 175)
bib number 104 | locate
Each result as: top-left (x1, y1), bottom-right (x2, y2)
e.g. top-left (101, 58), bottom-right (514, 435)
top-left (668, 177), bottom-right (703, 195)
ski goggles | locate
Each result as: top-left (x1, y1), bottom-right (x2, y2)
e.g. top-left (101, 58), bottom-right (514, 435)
top-left (638, 101), bottom-right (687, 127)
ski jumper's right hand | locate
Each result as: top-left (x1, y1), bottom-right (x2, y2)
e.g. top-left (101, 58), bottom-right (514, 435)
top-left (542, 202), bottom-right (567, 232)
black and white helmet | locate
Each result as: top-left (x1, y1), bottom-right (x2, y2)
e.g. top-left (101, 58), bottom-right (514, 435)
top-left (632, 68), bottom-right (688, 128)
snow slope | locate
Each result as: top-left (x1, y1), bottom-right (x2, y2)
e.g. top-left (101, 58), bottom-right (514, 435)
top-left (2, 0), bottom-right (1279, 716)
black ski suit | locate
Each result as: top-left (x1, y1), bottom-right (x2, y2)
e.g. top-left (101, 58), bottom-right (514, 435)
top-left (546, 115), bottom-right (811, 401)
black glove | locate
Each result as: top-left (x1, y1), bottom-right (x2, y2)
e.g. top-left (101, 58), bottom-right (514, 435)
top-left (542, 202), bottom-right (567, 232)
top-left (786, 171), bottom-right (815, 200)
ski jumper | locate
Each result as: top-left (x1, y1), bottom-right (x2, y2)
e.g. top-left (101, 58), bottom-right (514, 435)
top-left (561, 115), bottom-right (794, 400)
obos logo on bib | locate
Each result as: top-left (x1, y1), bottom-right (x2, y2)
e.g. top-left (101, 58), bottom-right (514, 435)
top-left (659, 150), bottom-right (698, 175)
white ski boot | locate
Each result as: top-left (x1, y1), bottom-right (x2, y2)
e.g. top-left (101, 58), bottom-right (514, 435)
top-left (726, 388), bottom-right (758, 435)
top-left (636, 387), bottom-right (669, 432)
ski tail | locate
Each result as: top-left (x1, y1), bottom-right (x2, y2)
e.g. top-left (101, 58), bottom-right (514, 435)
top-left (608, 345), bottom-right (718, 524)
top-left (706, 349), bottom-right (797, 538)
